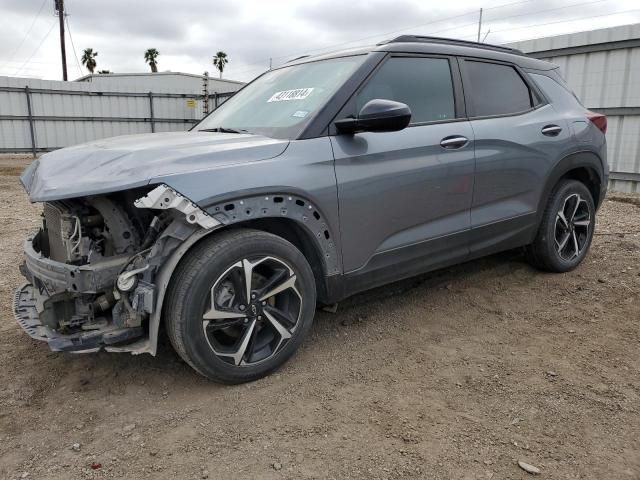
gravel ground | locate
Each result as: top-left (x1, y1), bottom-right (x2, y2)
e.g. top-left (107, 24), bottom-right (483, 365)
top-left (0, 155), bottom-right (639, 480)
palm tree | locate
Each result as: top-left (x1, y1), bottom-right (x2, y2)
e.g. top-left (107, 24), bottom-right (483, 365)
top-left (81, 48), bottom-right (98, 74)
top-left (144, 48), bottom-right (159, 73)
top-left (213, 51), bottom-right (228, 78)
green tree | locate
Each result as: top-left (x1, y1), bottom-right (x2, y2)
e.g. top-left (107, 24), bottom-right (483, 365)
top-left (81, 48), bottom-right (98, 74)
top-left (213, 51), bottom-right (228, 78)
top-left (144, 48), bottom-right (159, 73)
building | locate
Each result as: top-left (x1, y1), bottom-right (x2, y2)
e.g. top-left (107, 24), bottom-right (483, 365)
top-left (506, 23), bottom-right (640, 193)
top-left (75, 71), bottom-right (244, 95)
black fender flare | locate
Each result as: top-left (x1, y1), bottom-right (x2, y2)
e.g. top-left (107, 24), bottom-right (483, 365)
top-left (535, 150), bottom-right (605, 227)
top-left (202, 191), bottom-right (340, 276)
top-left (141, 189), bottom-right (340, 355)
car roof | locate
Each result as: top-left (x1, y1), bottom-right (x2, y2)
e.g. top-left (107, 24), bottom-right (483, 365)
top-left (286, 35), bottom-right (556, 71)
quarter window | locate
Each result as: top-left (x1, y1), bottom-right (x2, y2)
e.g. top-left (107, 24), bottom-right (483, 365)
top-left (356, 57), bottom-right (456, 124)
top-left (465, 60), bottom-right (533, 116)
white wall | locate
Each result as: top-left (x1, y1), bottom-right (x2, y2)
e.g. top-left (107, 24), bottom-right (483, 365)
top-left (0, 75), bottom-right (237, 152)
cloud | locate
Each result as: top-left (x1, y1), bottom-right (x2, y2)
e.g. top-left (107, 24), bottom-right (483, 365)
top-left (0, 0), bottom-right (638, 81)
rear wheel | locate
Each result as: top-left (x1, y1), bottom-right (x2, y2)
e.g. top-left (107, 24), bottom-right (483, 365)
top-left (164, 229), bottom-right (316, 384)
top-left (526, 179), bottom-right (595, 272)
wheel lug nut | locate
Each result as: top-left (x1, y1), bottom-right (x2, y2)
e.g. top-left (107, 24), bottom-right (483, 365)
top-left (261, 301), bottom-right (266, 306)
top-left (244, 318), bottom-right (248, 324)
top-left (258, 315), bottom-right (262, 320)
top-left (239, 305), bottom-right (245, 311)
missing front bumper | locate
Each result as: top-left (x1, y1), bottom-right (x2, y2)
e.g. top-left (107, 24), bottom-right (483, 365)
top-left (22, 236), bottom-right (129, 294)
top-left (13, 283), bottom-right (143, 353)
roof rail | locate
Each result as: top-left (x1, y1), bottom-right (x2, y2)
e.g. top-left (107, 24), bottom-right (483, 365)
top-left (381, 35), bottom-right (525, 55)
top-left (287, 55), bottom-right (311, 63)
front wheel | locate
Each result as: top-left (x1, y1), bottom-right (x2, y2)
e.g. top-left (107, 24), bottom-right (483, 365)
top-left (526, 179), bottom-right (595, 272)
top-left (164, 229), bottom-right (317, 384)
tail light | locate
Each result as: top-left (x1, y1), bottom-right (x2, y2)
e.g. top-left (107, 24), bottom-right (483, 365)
top-left (587, 111), bottom-right (607, 134)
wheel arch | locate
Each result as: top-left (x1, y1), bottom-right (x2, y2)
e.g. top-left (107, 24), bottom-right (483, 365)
top-left (558, 166), bottom-right (602, 209)
top-left (146, 192), bottom-right (341, 356)
top-left (202, 191), bottom-right (340, 278)
top-left (537, 151), bottom-right (605, 228)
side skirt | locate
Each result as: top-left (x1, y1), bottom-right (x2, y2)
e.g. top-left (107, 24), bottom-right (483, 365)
top-left (325, 213), bottom-right (537, 304)
top-left (469, 212), bottom-right (537, 259)
top-left (337, 230), bottom-right (469, 301)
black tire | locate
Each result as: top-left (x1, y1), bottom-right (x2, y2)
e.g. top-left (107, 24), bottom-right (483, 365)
top-left (526, 179), bottom-right (595, 272)
top-left (164, 229), bottom-right (316, 384)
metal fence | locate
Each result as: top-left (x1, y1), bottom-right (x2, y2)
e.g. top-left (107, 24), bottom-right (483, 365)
top-left (0, 77), bottom-right (234, 156)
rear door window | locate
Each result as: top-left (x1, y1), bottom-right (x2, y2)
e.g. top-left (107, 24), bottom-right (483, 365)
top-left (464, 60), bottom-right (534, 117)
top-left (356, 56), bottom-right (456, 124)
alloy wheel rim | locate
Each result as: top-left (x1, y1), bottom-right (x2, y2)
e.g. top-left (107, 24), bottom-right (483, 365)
top-left (554, 193), bottom-right (591, 261)
top-left (202, 256), bottom-right (302, 366)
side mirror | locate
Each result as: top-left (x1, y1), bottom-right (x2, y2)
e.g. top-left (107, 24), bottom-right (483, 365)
top-left (335, 99), bottom-right (412, 134)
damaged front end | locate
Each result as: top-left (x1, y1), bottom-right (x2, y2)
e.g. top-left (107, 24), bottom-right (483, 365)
top-left (14, 184), bottom-right (219, 354)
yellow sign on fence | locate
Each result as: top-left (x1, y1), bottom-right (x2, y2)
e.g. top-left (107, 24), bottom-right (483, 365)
top-left (186, 99), bottom-right (197, 108)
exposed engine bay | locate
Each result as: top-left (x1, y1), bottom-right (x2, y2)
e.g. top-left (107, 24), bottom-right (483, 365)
top-left (15, 184), bottom-right (219, 353)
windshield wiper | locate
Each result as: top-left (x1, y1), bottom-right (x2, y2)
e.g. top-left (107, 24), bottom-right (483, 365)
top-left (198, 127), bottom-right (249, 134)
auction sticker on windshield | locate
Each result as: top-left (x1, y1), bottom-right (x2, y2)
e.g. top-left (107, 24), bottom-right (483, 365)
top-left (267, 88), bottom-right (314, 102)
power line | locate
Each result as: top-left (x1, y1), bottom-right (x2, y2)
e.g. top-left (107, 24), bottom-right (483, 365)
top-left (223, 0), bottom-right (535, 77)
top-left (0, 64), bottom-right (59, 73)
top-left (410, 0), bottom-right (608, 42)
top-left (65, 15), bottom-right (83, 77)
top-left (0, 0), bottom-right (48, 70)
top-left (5, 0), bottom-right (639, 80)
top-left (14, 19), bottom-right (57, 76)
top-left (503, 19), bottom-right (640, 45)
top-left (4, 0), bottom-right (613, 79)
top-left (478, 0), bottom-right (607, 29)
top-left (303, 0), bottom-right (533, 52)
top-left (460, 0), bottom-right (609, 36)
top-left (0, 72), bottom-right (44, 79)
top-left (462, 7), bottom-right (640, 39)
top-left (281, 0), bottom-right (530, 57)
top-left (360, 0), bottom-right (610, 45)
top-left (226, 0), bottom-right (613, 78)
top-left (0, 59), bottom-right (62, 65)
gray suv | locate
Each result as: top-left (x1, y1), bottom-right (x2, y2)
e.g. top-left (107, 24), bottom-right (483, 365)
top-left (15, 36), bottom-right (608, 383)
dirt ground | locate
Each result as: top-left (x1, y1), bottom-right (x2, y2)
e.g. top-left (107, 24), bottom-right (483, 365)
top-left (0, 154), bottom-right (638, 480)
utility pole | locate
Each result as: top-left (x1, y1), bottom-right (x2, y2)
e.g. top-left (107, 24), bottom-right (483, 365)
top-left (202, 71), bottom-right (210, 115)
top-left (477, 8), bottom-right (483, 43)
top-left (55, 0), bottom-right (68, 81)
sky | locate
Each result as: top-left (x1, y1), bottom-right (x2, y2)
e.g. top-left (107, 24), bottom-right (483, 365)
top-left (0, 0), bottom-right (639, 82)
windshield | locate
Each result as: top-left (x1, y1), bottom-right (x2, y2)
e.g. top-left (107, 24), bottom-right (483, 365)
top-left (196, 55), bottom-right (366, 139)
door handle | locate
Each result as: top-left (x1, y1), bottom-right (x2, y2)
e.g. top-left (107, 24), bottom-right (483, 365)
top-left (541, 124), bottom-right (562, 136)
top-left (440, 136), bottom-right (469, 149)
